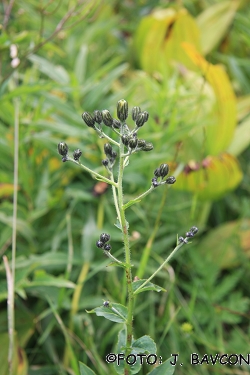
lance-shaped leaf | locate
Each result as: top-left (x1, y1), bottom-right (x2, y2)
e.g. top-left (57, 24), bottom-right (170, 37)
top-left (87, 302), bottom-right (127, 323)
top-left (173, 153), bottom-right (242, 200)
top-left (182, 43), bottom-right (237, 155)
top-left (133, 279), bottom-right (166, 295)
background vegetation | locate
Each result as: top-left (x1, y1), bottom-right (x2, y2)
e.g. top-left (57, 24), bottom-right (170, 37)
top-left (0, 0), bottom-right (250, 374)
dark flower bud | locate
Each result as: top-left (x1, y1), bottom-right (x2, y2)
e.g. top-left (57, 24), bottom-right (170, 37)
top-left (103, 301), bottom-right (109, 307)
top-left (142, 111), bottom-right (149, 122)
top-left (103, 243), bottom-right (111, 251)
top-left (132, 106), bottom-right (141, 121)
top-left (104, 143), bottom-right (113, 157)
top-left (113, 119), bottom-right (121, 129)
top-left (82, 112), bottom-right (96, 128)
top-left (142, 142), bottom-right (153, 152)
top-left (165, 176), bottom-right (176, 184)
top-left (151, 178), bottom-right (158, 188)
top-left (100, 233), bottom-right (110, 243)
top-left (102, 159), bottom-right (109, 167)
top-left (137, 139), bottom-right (146, 148)
top-left (186, 231), bottom-right (194, 238)
top-left (111, 150), bottom-right (117, 159)
top-left (117, 99), bottom-right (128, 122)
top-left (73, 149), bottom-right (82, 161)
top-left (154, 167), bottom-right (161, 178)
top-left (121, 135), bottom-right (130, 146)
top-left (190, 226), bottom-right (199, 235)
top-left (128, 137), bottom-right (138, 149)
top-left (135, 112), bottom-right (147, 128)
top-left (96, 240), bottom-right (104, 248)
top-left (58, 142), bottom-right (68, 156)
top-left (93, 110), bottom-right (102, 124)
top-left (102, 110), bottom-right (113, 127)
top-left (159, 163), bottom-right (169, 178)
top-left (179, 236), bottom-right (188, 244)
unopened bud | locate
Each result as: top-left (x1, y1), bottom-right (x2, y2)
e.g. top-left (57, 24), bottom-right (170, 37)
top-left (104, 143), bottom-right (113, 157)
top-left (100, 233), bottom-right (110, 243)
top-left (96, 240), bottom-right (104, 248)
top-left (132, 106), bottom-right (141, 121)
top-left (190, 226), bottom-right (199, 235)
top-left (102, 110), bottom-right (113, 127)
top-left (113, 119), bottom-right (121, 129)
top-left (58, 142), bottom-right (68, 156)
top-left (103, 243), bottom-right (111, 251)
top-left (117, 99), bottom-right (128, 122)
top-left (82, 112), bottom-right (96, 128)
top-left (128, 137), bottom-right (138, 149)
top-left (142, 142), bottom-right (153, 152)
top-left (154, 167), bottom-right (161, 178)
top-left (121, 135), bottom-right (130, 146)
top-left (159, 163), bottom-right (169, 178)
top-left (137, 139), bottom-right (146, 148)
top-left (93, 110), bottom-right (102, 124)
top-left (135, 112), bottom-right (147, 128)
top-left (165, 176), bottom-right (176, 184)
top-left (142, 111), bottom-right (149, 122)
top-left (102, 159), bottom-right (109, 167)
top-left (73, 149), bottom-right (82, 161)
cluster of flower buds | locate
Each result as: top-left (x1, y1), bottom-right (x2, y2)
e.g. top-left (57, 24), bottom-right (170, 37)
top-left (151, 163), bottom-right (176, 188)
top-left (96, 233), bottom-right (111, 251)
top-left (121, 134), bottom-right (153, 153)
top-left (58, 142), bottom-right (82, 163)
top-left (102, 143), bottom-right (117, 171)
top-left (178, 226), bottom-right (199, 244)
top-left (82, 109), bottom-right (121, 131)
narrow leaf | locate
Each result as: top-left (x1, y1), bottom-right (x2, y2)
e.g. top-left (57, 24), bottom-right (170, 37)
top-left (133, 280), bottom-right (166, 295)
top-left (87, 302), bottom-right (127, 323)
top-left (79, 361), bottom-right (97, 375)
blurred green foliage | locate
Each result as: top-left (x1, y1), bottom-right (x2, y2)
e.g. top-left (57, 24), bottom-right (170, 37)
top-left (0, 1), bottom-right (250, 375)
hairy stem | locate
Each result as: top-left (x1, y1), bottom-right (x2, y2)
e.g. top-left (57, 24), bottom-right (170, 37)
top-left (117, 124), bottom-right (134, 375)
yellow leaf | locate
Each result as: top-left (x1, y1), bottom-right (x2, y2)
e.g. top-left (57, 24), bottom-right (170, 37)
top-left (134, 8), bottom-right (200, 74)
top-left (182, 43), bottom-right (237, 155)
top-left (173, 153), bottom-right (242, 200)
top-left (196, 0), bottom-right (240, 55)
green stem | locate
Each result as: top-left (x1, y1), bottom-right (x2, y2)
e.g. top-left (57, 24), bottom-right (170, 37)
top-left (117, 124), bottom-right (134, 375)
top-left (69, 158), bottom-right (118, 187)
top-left (123, 186), bottom-right (154, 210)
top-left (110, 172), bottom-right (121, 225)
top-left (134, 242), bottom-right (185, 295)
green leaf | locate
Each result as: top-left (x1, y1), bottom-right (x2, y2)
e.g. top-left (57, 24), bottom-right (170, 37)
top-left (79, 361), bottom-right (97, 375)
top-left (87, 302), bottom-right (127, 323)
top-left (147, 357), bottom-right (176, 375)
top-left (133, 280), bottom-right (166, 295)
top-left (28, 54), bottom-right (70, 84)
top-left (26, 270), bottom-right (75, 288)
top-left (113, 327), bottom-right (142, 375)
top-left (132, 335), bottom-right (156, 354)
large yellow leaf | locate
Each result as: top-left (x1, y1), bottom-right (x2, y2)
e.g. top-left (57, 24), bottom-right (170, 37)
top-left (196, 0), bottom-right (240, 55)
top-left (182, 43), bottom-right (237, 155)
top-left (173, 153), bottom-right (242, 200)
top-left (134, 8), bottom-right (200, 74)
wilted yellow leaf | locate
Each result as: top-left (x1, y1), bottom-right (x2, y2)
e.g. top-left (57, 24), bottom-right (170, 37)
top-left (197, 0), bottom-right (240, 55)
top-left (182, 43), bottom-right (237, 155)
top-left (174, 153), bottom-right (242, 200)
